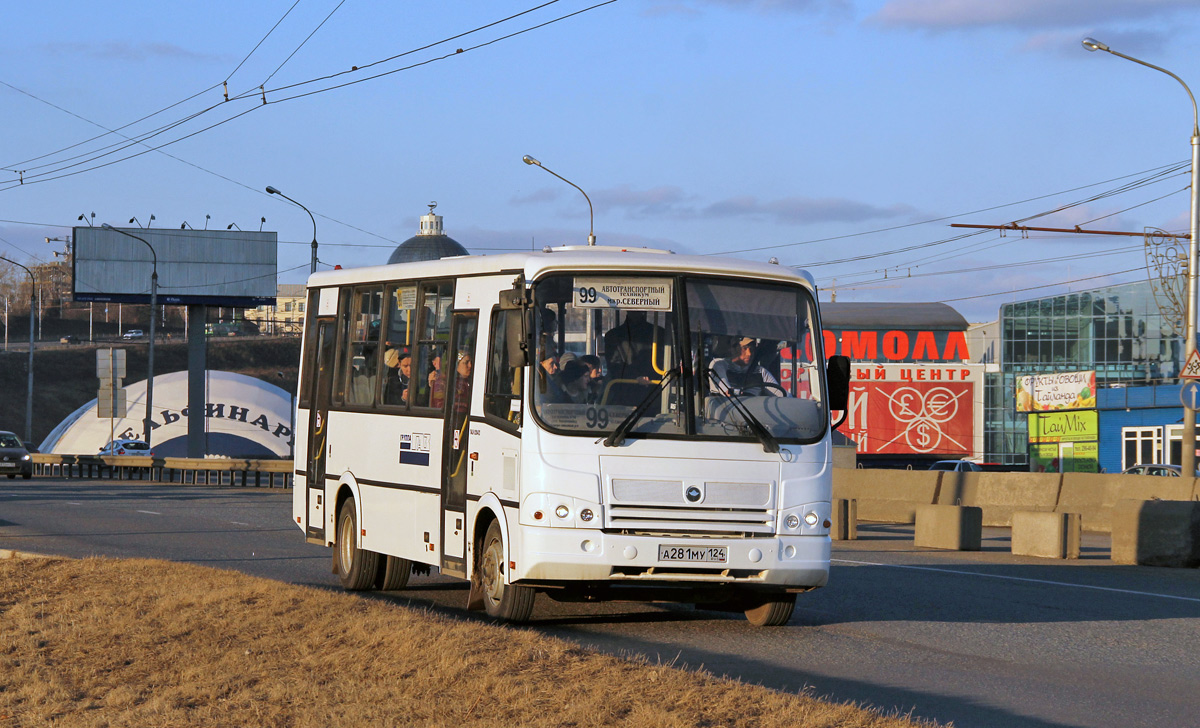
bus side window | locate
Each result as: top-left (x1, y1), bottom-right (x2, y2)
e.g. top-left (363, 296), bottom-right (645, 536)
top-left (412, 281), bottom-right (453, 408)
top-left (343, 286), bottom-right (383, 407)
top-left (485, 309), bottom-right (524, 427)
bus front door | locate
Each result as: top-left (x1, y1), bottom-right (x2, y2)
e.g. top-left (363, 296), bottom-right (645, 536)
top-left (305, 319), bottom-right (337, 543)
top-left (441, 311), bottom-right (478, 578)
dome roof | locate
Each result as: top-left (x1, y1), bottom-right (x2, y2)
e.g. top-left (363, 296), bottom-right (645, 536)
top-left (387, 203), bottom-right (469, 264)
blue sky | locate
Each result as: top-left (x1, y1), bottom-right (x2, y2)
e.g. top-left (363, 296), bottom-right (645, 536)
top-left (2, 0), bottom-right (1199, 321)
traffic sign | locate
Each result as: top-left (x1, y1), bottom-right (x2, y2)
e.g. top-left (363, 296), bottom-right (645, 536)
top-left (1182, 349), bottom-right (1200, 379)
top-left (1181, 380), bottom-right (1200, 410)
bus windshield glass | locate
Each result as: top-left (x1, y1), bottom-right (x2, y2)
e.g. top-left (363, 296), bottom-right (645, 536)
top-left (531, 274), bottom-right (826, 444)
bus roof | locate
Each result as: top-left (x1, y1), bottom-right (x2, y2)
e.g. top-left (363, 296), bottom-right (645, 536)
top-left (306, 247), bottom-right (817, 291)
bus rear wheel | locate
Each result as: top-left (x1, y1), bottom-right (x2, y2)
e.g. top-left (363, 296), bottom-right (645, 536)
top-left (376, 555), bottom-right (412, 591)
top-left (479, 520), bottom-right (535, 622)
top-left (336, 500), bottom-right (379, 591)
top-left (743, 592), bottom-right (796, 627)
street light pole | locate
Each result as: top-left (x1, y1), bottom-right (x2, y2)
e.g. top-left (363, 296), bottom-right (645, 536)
top-left (101, 224), bottom-right (159, 447)
top-left (522, 155), bottom-right (596, 246)
top-left (1083, 37), bottom-right (1200, 475)
top-left (266, 186), bottom-right (318, 275)
top-left (0, 256), bottom-right (36, 444)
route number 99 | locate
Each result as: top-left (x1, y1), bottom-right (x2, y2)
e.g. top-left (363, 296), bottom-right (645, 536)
top-left (585, 406), bottom-right (609, 429)
top-left (577, 286), bottom-right (598, 305)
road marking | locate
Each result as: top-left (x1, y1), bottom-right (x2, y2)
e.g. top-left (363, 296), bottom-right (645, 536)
top-left (67, 502), bottom-right (82, 505)
top-left (832, 558), bottom-right (1200, 604)
top-left (230, 521), bottom-right (250, 526)
top-left (136, 510), bottom-right (162, 515)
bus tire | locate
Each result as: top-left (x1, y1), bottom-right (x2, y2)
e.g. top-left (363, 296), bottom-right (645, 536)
top-left (480, 520), bottom-right (535, 622)
top-left (376, 555), bottom-right (412, 591)
top-left (743, 592), bottom-right (796, 627)
top-left (335, 500), bottom-right (379, 591)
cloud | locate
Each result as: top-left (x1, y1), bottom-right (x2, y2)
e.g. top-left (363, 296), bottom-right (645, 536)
top-left (592, 184), bottom-right (692, 217)
top-left (39, 41), bottom-right (226, 64)
top-left (704, 195), bottom-right (918, 224)
top-left (510, 188), bottom-right (561, 205)
top-left (868, 0), bottom-right (1196, 31)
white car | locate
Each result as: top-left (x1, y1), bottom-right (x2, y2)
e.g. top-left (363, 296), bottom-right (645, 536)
top-left (121, 329), bottom-right (144, 340)
top-left (99, 439), bottom-right (153, 456)
top-left (929, 460), bottom-right (982, 472)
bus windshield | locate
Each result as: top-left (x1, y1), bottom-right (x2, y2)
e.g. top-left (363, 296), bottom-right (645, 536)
top-left (531, 273), bottom-right (827, 444)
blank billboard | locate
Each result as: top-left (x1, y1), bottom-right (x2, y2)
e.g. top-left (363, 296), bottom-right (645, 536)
top-left (72, 227), bottom-right (278, 306)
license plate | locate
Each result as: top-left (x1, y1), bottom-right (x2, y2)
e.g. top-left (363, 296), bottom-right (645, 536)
top-left (658, 545), bottom-right (727, 563)
top-left (0, 463), bottom-right (15, 469)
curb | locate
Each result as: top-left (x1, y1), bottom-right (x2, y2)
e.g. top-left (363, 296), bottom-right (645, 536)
top-left (0, 549), bottom-right (56, 560)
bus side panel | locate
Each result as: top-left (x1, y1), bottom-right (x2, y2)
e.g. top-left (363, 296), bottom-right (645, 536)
top-left (292, 407), bottom-right (312, 533)
top-left (325, 409), bottom-right (445, 562)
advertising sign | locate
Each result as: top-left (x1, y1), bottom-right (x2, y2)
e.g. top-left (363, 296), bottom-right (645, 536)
top-left (1015, 371), bottom-right (1096, 412)
top-left (840, 364), bottom-right (983, 457)
top-left (1027, 411), bottom-right (1098, 443)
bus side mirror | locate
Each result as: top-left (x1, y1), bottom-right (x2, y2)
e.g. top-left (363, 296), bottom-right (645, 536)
top-left (826, 355), bottom-right (850, 411)
top-left (505, 309), bottom-right (529, 367)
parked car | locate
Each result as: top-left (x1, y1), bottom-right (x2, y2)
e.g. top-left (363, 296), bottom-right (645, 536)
top-left (929, 460), bottom-right (983, 472)
top-left (0, 430), bottom-right (33, 479)
top-left (59, 334), bottom-right (78, 345)
top-left (1121, 464), bottom-right (1189, 477)
top-left (121, 329), bottom-right (144, 340)
top-left (98, 439), bottom-right (153, 457)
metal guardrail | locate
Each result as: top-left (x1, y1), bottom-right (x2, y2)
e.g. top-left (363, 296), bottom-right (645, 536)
top-left (30, 454), bottom-right (293, 488)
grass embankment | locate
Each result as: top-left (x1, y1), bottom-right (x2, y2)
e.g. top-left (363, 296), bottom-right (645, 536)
top-left (0, 557), bottom-right (939, 728)
top-left (0, 337), bottom-right (300, 445)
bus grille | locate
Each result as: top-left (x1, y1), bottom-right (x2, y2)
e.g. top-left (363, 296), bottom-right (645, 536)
top-left (605, 505), bottom-right (775, 535)
top-left (606, 478), bottom-right (776, 535)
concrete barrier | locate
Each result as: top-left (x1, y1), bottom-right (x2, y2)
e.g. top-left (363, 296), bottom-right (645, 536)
top-left (832, 498), bottom-right (857, 541)
top-left (1111, 499), bottom-right (1200, 567)
top-left (1058, 473), bottom-right (1194, 533)
top-left (936, 471), bottom-right (1062, 528)
top-left (915, 504), bottom-right (982, 551)
top-left (1011, 511), bottom-right (1081, 559)
top-left (833, 468), bottom-right (940, 523)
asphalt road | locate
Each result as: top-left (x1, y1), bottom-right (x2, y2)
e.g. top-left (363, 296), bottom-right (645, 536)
top-left (2, 478), bottom-right (1198, 728)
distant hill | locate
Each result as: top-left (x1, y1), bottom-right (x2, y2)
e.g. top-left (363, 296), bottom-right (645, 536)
top-left (0, 337), bottom-right (300, 446)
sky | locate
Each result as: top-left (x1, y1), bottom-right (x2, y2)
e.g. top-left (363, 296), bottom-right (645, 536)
top-left (2, 0), bottom-right (1200, 322)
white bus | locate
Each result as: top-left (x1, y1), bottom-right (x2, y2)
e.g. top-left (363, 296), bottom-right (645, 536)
top-left (292, 246), bottom-right (850, 626)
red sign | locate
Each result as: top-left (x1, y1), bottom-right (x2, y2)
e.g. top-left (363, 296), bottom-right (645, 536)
top-left (843, 377), bottom-right (975, 456)
top-left (822, 329), bottom-right (970, 362)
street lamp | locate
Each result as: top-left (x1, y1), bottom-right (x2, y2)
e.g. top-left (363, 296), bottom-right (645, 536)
top-left (0, 256), bottom-right (36, 444)
top-left (101, 224), bottom-right (159, 447)
top-left (266, 186), bottom-right (318, 274)
top-left (522, 155), bottom-right (596, 246)
top-left (1083, 37), bottom-right (1200, 474)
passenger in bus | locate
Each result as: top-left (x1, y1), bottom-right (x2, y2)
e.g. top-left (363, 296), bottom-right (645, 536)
top-left (603, 311), bottom-right (663, 382)
top-left (382, 348), bottom-right (411, 405)
top-left (428, 348), bottom-right (446, 408)
top-left (557, 359), bottom-right (593, 404)
top-left (710, 337), bottom-right (783, 396)
top-left (452, 352), bottom-right (474, 416)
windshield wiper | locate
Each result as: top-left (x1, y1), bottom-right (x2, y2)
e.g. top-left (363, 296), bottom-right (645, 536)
top-left (707, 371), bottom-right (779, 453)
top-left (602, 367), bottom-right (679, 447)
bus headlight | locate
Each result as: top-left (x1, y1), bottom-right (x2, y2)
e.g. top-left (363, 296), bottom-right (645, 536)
top-left (784, 514), bottom-right (800, 530)
top-left (555, 505), bottom-right (570, 519)
top-left (804, 511), bottom-right (819, 527)
top-left (580, 509), bottom-right (594, 522)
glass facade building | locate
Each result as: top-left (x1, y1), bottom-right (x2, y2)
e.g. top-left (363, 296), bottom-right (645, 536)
top-left (989, 278), bottom-right (1185, 466)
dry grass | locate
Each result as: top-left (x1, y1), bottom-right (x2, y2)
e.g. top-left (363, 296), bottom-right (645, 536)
top-left (0, 557), bottom-right (940, 728)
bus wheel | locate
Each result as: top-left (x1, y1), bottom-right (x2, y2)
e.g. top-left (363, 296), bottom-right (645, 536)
top-left (335, 500), bottom-right (379, 591)
top-left (376, 555), bottom-right (412, 591)
top-left (480, 520), bottom-right (535, 622)
top-left (743, 593), bottom-right (796, 627)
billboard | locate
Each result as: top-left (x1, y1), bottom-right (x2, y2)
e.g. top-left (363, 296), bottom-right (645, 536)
top-left (841, 364), bottom-right (984, 457)
top-left (72, 227), bottom-right (277, 307)
top-left (1015, 371), bottom-right (1096, 412)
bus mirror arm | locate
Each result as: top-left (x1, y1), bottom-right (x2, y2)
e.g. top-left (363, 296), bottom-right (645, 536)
top-left (506, 309), bottom-right (529, 367)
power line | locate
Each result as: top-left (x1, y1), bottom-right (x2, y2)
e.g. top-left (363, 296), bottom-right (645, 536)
top-left (938, 267), bottom-right (1145, 303)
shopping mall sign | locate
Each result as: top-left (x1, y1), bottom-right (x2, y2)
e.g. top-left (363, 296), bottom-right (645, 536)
top-left (840, 364), bottom-right (984, 457)
top-left (1015, 371), bottom-right (1096, 412)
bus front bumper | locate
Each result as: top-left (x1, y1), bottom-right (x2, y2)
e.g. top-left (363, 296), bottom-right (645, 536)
top-left (514, 528), bottom-right (830, 589)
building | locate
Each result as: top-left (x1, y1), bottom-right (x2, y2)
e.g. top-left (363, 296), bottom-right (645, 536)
top-left (244, 283), bottom-right (307, 335)
top-left (989, 278), bottom-right (1185, 468)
